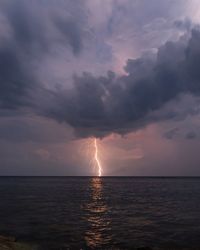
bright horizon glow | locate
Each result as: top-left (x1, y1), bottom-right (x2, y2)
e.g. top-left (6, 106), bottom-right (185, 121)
top-left (94, 138), bottom-right (102, 177)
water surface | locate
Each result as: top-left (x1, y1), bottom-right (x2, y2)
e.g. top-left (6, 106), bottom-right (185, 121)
top-left (0, 177), bottom-right (200, 249)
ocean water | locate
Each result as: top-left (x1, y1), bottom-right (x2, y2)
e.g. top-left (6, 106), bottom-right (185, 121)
top-left (0, 177), bottom-right (200, 249)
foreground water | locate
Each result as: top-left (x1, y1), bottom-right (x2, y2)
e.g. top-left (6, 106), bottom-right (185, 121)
top-left (0, 177), bottom-right (200, 249)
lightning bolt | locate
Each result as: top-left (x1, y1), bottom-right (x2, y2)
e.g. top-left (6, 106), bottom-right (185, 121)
top-left (94, 138), bottom-right (102, 177)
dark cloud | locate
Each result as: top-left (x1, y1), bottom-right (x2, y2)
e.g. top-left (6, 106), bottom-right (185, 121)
top-left (1, 1), bottom-right (200, 139)
top-left (54, 18), bottom-right (83, 55)
top-left (163, 127), bottom-right (179, 139)
top-left (3, 0), bottom-right (85, 55)
top-left (185, 131), bottom-right (197, 140)
top-left (174, 18), bottom-right (193, 31)
top-left (0, 46), bottom-right (33, 108)
top-left (43, 28), bottom-right (200, 138)
top-left (0, 0), bottom-right (85, 109)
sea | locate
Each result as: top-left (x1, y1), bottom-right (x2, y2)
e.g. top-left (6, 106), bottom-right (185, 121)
top-left (0, 177), bottom-right (200, 249)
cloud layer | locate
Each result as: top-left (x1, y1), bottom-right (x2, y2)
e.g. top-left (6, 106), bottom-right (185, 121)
top-left (44, 28), bottom-right (200, 138)
top-left (0, 0), bottom-right (86, 108)
top-left (1, 0), bottom-right (200, 140)
top-left (1, 0), bottom-right (200, 175)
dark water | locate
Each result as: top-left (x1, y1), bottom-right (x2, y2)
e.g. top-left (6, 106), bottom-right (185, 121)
top-left (0, 177), bottom-right (200, 249)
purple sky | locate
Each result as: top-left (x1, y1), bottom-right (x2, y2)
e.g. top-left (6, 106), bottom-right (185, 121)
top-left (1, 0), bottom-right (200, 176)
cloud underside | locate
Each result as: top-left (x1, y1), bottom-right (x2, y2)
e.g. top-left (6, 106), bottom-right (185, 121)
top-left (44, 29), bottom-right (200, 137)
top-left (1, 1), bottom-right (200, 138)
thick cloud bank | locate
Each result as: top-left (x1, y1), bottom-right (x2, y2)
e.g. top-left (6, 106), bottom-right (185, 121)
top-left (1, 0), bottom-right (200, 138)
top-left (45, 29), bottom-right (200, 137)
top-left (0, 0), bottom-right (85, 108)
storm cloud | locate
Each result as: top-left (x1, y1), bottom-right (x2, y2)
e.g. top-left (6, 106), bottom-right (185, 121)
top-left (0, 0), bottom-right (85, 108)
top-left (43, 28), bottom-right (200, 137)
top-left (2, 0), bottom-right (200, 175)
top-left (1, 1), bottom-right (200, 139)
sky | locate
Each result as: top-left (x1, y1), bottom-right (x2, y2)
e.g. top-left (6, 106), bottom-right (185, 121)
top-left (1, 0), bottom-right (200, 176)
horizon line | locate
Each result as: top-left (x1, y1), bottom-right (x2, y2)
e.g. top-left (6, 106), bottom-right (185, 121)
top-left (0, 175), bottom-right (200, 178)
